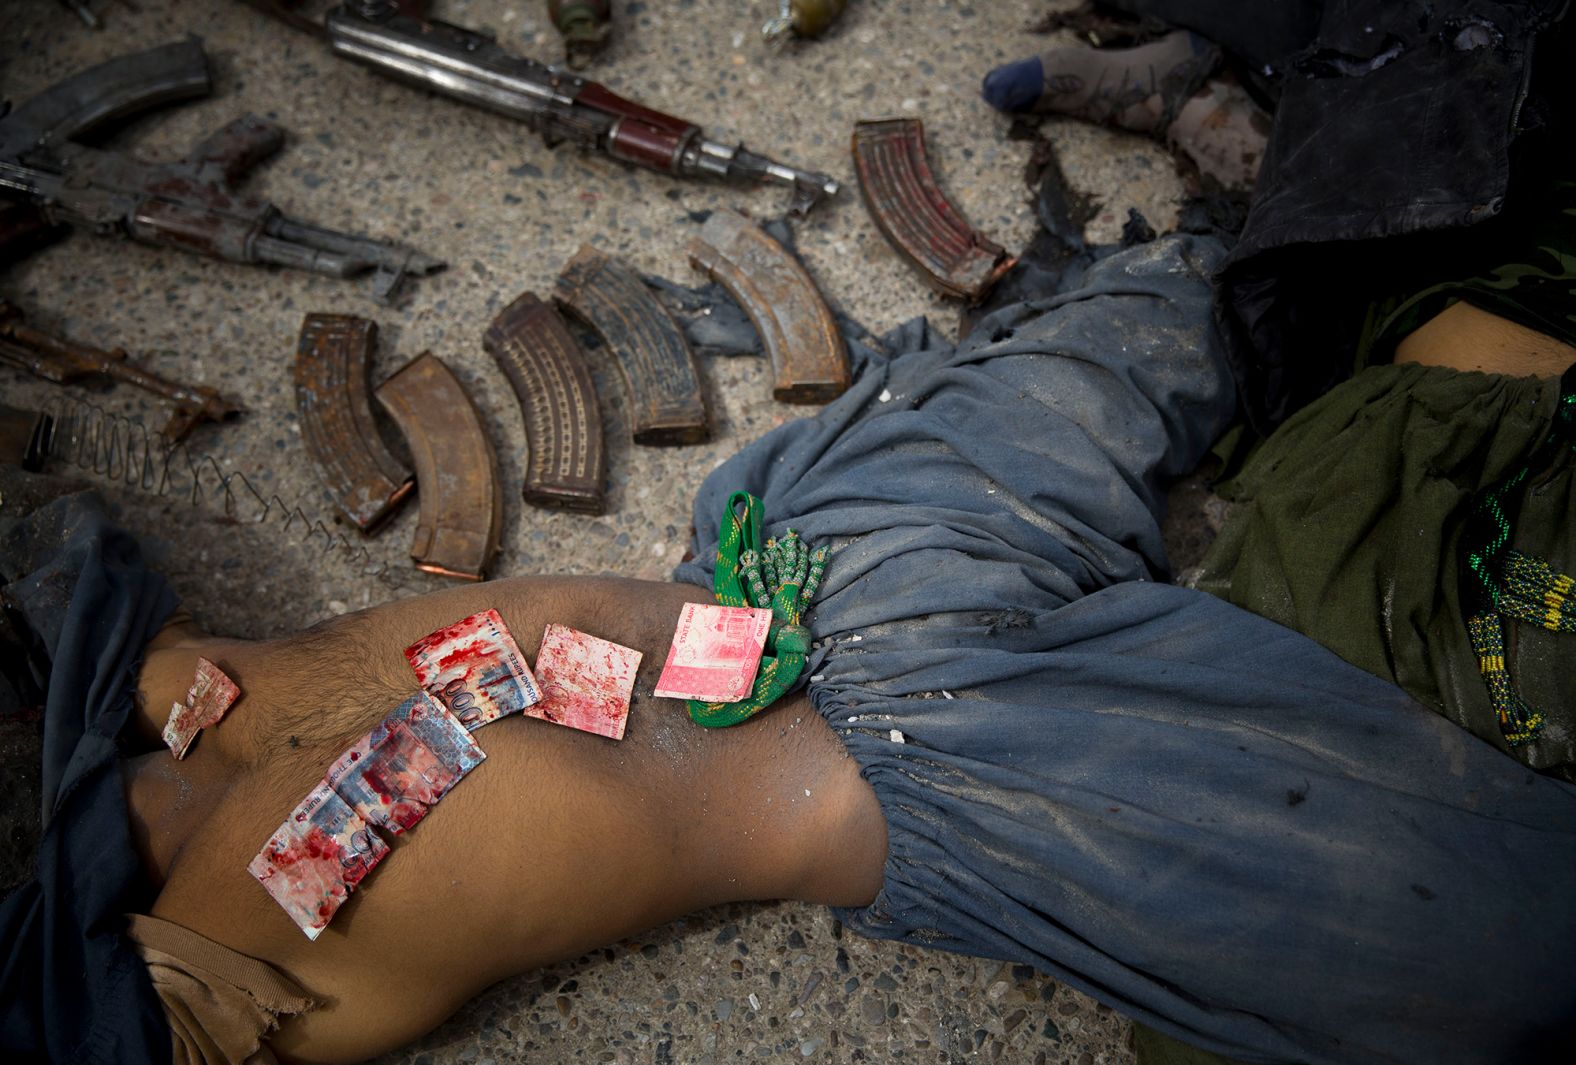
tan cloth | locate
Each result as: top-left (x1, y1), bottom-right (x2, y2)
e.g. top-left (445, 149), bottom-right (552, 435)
top-left (125, 914), bottom-right (318, 1065)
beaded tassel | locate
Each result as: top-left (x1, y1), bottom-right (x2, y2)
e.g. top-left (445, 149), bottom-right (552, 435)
top-left (1455, 374), bottom-right (1576, 745)
top-left (801, 545), bottom-right (829, 604)
top-left (739, 549), bottom-right (771, 609)
top-left (1468, 613), bottom-right (1545, 745)
top-left (1498, 551), bottom-right (1574, 633)
top-left (761, 540), bottom-right (779, 590)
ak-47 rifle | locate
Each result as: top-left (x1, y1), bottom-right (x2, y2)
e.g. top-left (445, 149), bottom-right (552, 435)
top-left (244, 0), bottom-right (841, 216)
top-left (0, 300), bottom-right (242, 441)
top-left (0, 39), bottom-right (444, 304)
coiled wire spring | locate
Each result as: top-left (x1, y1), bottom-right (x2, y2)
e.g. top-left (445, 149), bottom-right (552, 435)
top-left (36, 395), bottom-right (409, 588)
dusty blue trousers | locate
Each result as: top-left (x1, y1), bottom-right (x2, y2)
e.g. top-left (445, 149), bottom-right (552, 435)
top-left (677, 236), bottom-right (1576, 1065)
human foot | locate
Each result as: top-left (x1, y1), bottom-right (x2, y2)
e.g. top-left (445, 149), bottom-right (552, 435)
top-left (982, 30), bottom-right (1219, 133)
top-left (983, 31), bottom-right (1269, 191)
top-left (1165, 73), bottom-right (1272, 190)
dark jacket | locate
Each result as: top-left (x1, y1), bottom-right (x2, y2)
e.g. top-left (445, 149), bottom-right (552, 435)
top-left (1118, 0), bottom-right (1571, 432)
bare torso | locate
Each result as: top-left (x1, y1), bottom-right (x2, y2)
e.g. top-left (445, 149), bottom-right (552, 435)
top-left (113, 304), bottom-right (1567, 1062)
top-left (123, 577), bottom-right (886, 1063)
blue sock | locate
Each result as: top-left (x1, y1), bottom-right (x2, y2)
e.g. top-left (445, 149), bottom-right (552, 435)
top-left (981, 56), bottom-right (1045, 113)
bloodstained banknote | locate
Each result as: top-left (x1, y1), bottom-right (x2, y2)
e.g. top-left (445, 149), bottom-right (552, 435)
top-left (161, 656), bottom-right (241, 759)
top-left (405, 609), bottom-right (541, 731)
top-left (385, 691), bottom-right (486, 776)
top-left (530, 624), bottom-right (642, 740)
top-left (325, 718), bottom-right (461, 834)
top-left (653, 603), bottom-right (772, 703)
top-left (248, 781), bottom-right (389, 940)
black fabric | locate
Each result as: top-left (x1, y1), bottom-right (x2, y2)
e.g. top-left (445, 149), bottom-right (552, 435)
top-left (1105, 0), bottom-right (1324, 73)
top-left (1119, 0), bottom-right (1570, 432)
top-left (1225, 0), bottom-right (1569, 431)
top-left (0, 471), bottom-right (177, 1064)
top-left (1355, 173), bottom-right (1576, 364)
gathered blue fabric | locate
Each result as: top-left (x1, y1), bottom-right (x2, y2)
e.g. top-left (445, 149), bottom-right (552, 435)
top-left (677, 235), bottom-right (1576, 1064)
top-left (0, 485), bottom-right (177, 1064)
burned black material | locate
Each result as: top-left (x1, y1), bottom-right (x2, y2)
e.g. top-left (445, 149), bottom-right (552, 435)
top-left (0, 41), bottom-right (444, 304)
top-left (483, 292), bottom-right (608, 514)
top-left (555, 246), bottom-right (710, 446)
top-left (293, 313), bottom-right (414, 534)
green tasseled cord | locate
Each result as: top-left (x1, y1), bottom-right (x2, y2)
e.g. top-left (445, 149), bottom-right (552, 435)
top-left (687, 491), bottom-right (829, 728)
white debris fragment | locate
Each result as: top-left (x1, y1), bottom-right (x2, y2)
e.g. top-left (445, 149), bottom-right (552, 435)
top-left (847, 633), bottom-right (862, 642)
top-left (941, 690), bottom-right (954, 700)
top-left (890, 729), bottom-right (906, 744)
top-left (804, 788), bottom-right (812, 797)
top-left (878, 389), bottom-right (892, 402)
top-left (810, 673), bottom-right (825, 682)
top-left (749, 993), bottom-right (761, 1011)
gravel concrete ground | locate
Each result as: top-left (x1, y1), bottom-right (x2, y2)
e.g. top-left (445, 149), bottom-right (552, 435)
top-left (2, 2), bottom-right (1219, 1062)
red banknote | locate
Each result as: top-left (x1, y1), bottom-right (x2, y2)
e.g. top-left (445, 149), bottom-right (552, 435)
top-left (530, 624), bottom-right (642, 740)
top-left (405, 609), bottom-right (541, 731)
top-left (325, 718), bottom-right (461, 834)
top-left (653, 603), bottom-right (772, 703)
top-left (161, 656), bottom-right (240, 759)
top-left (248, 782), bottom-right (389, 940)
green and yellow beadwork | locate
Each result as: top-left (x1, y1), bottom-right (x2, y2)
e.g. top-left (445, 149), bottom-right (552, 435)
top-left (1461, 378), bottom-right (1576, 746)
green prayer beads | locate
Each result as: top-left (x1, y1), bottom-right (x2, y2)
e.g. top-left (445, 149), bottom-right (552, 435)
top-left (687, 492), bottom-right (828, 728)
top-left (1459, 370), bottom-right (1576, 745)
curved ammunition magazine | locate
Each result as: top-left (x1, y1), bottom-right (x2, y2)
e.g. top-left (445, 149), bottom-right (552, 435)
top-left (293, 313), bottom-right (414, 533)
top-left (374, 353), bottom-right (503, 582)
top-left (851, 118), bottom-right (1015, 302)
top-left (553, 245), bottom-right (709, 446)
top-left (687, 208), bottom-right (849, 404)
top-left (0, 40), bottom-right (210, 159)
top-left (483, 292), bottom-right (607, 514)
